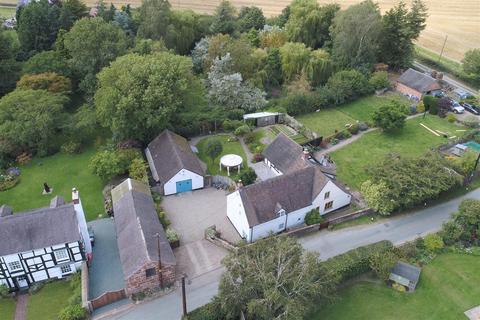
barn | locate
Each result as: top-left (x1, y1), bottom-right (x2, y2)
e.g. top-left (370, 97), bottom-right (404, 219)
top-left (145, 129), bottom-right (205, 196)
top-left (396, 68), bottom-right (441, 100)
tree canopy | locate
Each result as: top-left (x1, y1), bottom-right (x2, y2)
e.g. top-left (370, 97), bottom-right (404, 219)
top-left (372, 100), bottom-right (408, 131)
top-left (238, 6), bottom-right (265, 32)
top-left (22, 50), bottom-right (71, 77)
top-left (210, 0), bottom-right (237, 35)
top-left (0, 30), bottom-right (21, 96)
top-left (17, 72), bottom-right (71, 94)
top-left (463, 49), bottom-right (480, 82)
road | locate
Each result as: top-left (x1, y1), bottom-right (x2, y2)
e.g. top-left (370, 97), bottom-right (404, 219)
top-left (100, 188), bottom-right (480, 320)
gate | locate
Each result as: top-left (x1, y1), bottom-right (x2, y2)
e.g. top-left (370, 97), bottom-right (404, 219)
top-left (90, 289), bottom-right (127, 310)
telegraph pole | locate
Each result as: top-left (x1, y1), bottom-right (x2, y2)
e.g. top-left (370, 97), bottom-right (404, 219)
top-left (155, 233), bottom-right (164, 289)
top-left (181, 275), bottom-right (187, 316)
top-left (470, 152), bottom-right (480, 182)
top-left (438, 35), bottom-right (448, 64)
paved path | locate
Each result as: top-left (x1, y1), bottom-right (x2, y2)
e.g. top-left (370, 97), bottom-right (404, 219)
top-left (101, 188), bottom-right (480, 320)
top-left (14, 294), bottom-right (28, 320)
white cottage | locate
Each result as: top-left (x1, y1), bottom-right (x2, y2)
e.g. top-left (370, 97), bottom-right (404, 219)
top-left (145, 129), bottom-right (205, 195)
top-left (227, 166), bottom-right (351, 242)
top-left (0, 190), bottom-right (91, 292)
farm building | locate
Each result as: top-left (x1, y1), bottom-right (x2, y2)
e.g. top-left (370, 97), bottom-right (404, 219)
top-left (0, 190), bottom-right (91, 292)
top-left (146, 129), bottom-right (205, 195)
top-left (243, 112), bottom-right (283, 127)
top-left (389, 261), bottom-right (421, 292)
top-left (396, 68), bottom-right (441, 100)
top-left (112, 178), bottom-right (176, 296)
top-left (227, 166), bottom-right (351, 242)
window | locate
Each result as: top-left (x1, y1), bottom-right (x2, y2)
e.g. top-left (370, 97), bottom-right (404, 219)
top-left (8, 261), bottom-right (22, 272)
top-left (60, 264), bottom-right (72, 274)
top-left (324, 201), bottom-right (334, 210)
top-left (278, 223), bottom-right (285, 230)
top-left (145, 267), bottom-right (156, 278)
top-left (324, 191), bottom-right (330, 200)
top-left (54, 249), bottom-right (69, 262)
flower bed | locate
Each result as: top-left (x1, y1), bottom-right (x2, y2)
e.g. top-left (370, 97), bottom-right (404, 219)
top-left (0, 174), bottom-right (19, 191)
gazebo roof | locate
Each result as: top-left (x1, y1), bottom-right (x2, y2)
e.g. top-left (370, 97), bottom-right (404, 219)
top-left (220, 154), bottom-right (243, 167)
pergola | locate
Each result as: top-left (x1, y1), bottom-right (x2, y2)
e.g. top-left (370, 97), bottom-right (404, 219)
top-left (220, 154), bottom-right (243, 176)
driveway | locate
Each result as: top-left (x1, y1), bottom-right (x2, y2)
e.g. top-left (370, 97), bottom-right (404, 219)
top-left (88, 219), bottom-right (125, 299)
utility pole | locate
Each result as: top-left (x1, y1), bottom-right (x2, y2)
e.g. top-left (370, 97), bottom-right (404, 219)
top-left (181, 275), bottom-right (187, 317)
top-left (469, 152), bottom-right (480, 182)
top-left (155, 233), bottom-right (164, 289)
top-left (438, 35), bottom-right (448, 64)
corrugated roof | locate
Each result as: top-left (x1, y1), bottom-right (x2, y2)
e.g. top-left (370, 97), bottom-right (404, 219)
top-left (262, 134), bottom-right (310, 174)
top-left (112, 179), bottom-right (175, 279)
top-left (146, 129), bottom-right (204, 183)
top-left (397, 68), bottom-right (441, 93)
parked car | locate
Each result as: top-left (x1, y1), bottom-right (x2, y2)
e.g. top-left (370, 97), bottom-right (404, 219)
top-left (461, 102), bottom-right (480, 115)
top-left (452, 105), bottom-right (465, 114)
top-left (88, 226), bottom-right (95, 247)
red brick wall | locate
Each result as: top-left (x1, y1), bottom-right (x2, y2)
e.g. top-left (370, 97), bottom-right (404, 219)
top-left (125, 262), bottom-right (176, 296)
top-left (395, 82), bottom-right (422, 100)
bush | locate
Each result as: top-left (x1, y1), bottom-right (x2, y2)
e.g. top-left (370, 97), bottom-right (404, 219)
top-left (129, 158), bottom-right (149, 183)
top-left (244, 132), bottom-right (256, 144)
top-left (358, 122), bottom-right (369, 131)
top-left (446, 114), bottom-right (456, 123)
top-left (416, 101), bottom-right (425, 113)
top-left (423, 95), bottom-right (439, 115)
top-left (61, 141), bottom-right (81, 154)
top-left (424, 234), bottom-right (444, 252)
top-left (239, 168), bottom-right (257, 185)
top-left (279, 92), bottom-right (318, 116)
top-left (369, 250), bottom-right (398, 281)
top-left (369, 71), bottom-right (390, 90)
top-left (372, 101), bottom-right (408, 131)
top-left (227, 109), bottom-right (245, 120)
top-left (347, 124), bottom-right (359, 135)
top-left (156, 207), bottom-right (171, 229)
top-left (304, 208), bottom-right (324, 225)
top-left (186, 299), bottom-right (223, 320)
top-left (440, 220), bottom-right (463, 245)
top-left (0, 174), bottom-right (19, 191)
top-left (166, 227), bottom-right (180, 242)
top-left (234, 125), bottom-right (251, 136)
top-left (89, 150), bottom-right (129, 181)
top-left (58, 304), bottom-right (87, 320)
top-left (223, 119), bottom-right (243, 132)
top-left (0, 284), bottom-right (9, 298)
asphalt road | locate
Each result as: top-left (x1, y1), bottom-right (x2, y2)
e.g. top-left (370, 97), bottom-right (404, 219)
top-left (100, 188), bottom-right (480, 320)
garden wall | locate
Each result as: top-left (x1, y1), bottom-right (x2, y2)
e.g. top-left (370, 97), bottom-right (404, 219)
top-left (284, 114), bottom-right (318, 140)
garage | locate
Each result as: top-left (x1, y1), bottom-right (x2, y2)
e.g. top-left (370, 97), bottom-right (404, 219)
top-left (176, 179), bottom-right (192, 193)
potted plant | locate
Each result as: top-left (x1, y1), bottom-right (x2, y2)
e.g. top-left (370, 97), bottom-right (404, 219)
top-left (166, 228), bottom-right (180, 248)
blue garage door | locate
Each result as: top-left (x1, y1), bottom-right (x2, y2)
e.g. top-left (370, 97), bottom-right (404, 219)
top-left (176, 179), bottom-right (192, 193)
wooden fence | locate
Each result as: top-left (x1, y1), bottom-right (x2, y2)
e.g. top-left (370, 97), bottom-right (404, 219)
top-left (90, 289), bottom-right (127, 310)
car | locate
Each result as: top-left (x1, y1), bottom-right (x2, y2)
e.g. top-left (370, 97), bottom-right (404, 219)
top-left (452, 105), bottom-right (465, 114)
top-left (461, 102), bottom-right (480, 115)
top-left (88, 226), bottom-right (95, 247)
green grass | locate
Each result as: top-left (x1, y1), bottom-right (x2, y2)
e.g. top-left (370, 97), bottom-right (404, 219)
top-left (0, 148), bottom-right (104, 221)
top-left (297, 94), bottom-right (409, 137)
top-left (0, 298), bottom-right (16, 320)
top-left (309, 253), bottom-right (480, 320)
top-left (26, 280), bottom-right (73, 320)
top-left (0, 6), bottom-right (15, 19)
top-left (331, 115), bottom-right (465, 190)
top-left (197, 134), bottom-right (247, 181)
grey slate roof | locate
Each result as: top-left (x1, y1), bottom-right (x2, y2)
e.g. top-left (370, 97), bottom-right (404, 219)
top-left (0, 203), bottom-right (81, 256)
top-left (112, 179), bottom-right (175, 279)
top-left (390, 261), bottom-right (421, 286)
top-left (146, 129), bottom-right (204, 183)
top-left (262, 134), bottom-right (310, 174)
top-left (239, 166), bottom-right (329, 226)
top-left (397, 68), bottom-right (441, 93)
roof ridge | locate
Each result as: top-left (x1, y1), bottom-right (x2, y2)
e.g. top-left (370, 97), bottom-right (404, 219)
top-left (166, 130), bottom-right (184, 170)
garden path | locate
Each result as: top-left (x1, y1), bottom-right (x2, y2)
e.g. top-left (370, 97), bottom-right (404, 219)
top-left (14, 294), bottom-right (27, 320)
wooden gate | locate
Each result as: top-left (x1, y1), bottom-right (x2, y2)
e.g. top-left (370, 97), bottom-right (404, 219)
top-left (90, 289), bottom-right (126, 310)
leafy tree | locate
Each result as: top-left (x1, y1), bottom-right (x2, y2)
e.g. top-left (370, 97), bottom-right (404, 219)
top-left (166, 10), bottom-right (201, 55)
top-left (462, 49), bottom-right (480, 82)
top-left (239, 167), bottom-right (257, 185)
top-left (210, 0), bottom-right (237, 35)
top-left (452, 199), bottom-right (480, 243)
top-left (369, 71), bottom-right (390, 90)
top-left (129, 158), bottom-right (149, 183)
top-left (259, 25), bottom-right (287, 49)
top-left (372, 101), bottom-right (408, 131)
top-left (423, 95), bottom-right (439, 115)
top-left (89, 149), bottom-right (131, 181)
top-left (95, 53), bottom-right (204, 142)
top-left (265, 47), bottom-right (283, 87)
top-left (22, 50), bottom-right (71, 77)
top-left (285, 0), bottom-right (339, 49)
top-left (330, 0), bottom-right (382, 68)
top-left (217, 236), bottom-right (336, 320)
top-left (17, 0), bottom-right (61, 53)
top-left (279, 42), bottom-right (311, 82)
top-left (306, 49), bottom-right (333, 87)
top-left (268, 5), bottom-right (290, 28)
top-left (440, 220), bottom-right (463, 245)
top-left (0, 89), bottom-right (67, 157)
top-left (326, 69), bottom-right (371, 105)
top-left (238, 6), bottom-right (265, 32)
top-left (360, 180), bottom-right (395, 215)
top-left (191, 37), bottom-right (210, 72)
top-left (17, 72), bottom-right (71, 94)
top-left (305, 208), bottom-right (323, 225)
top-left (369, 250), bottom-right (398, 281)
top-left (137, 0), bottom-right (171, 40)
top-left (0, 30), bottom-right (21, 96)
top-left (58, 0), bottom-right (88, 30)
top-left (96, 1), bottom-right (116, 22)
top-left (424, 234), bottom-right (444, 252)
top-left (205, 139), bottom-right (223, 162)
top-left (132, 38), bottom-right (168, 56)
top-left (452, 150), bottom-right (478, 176)
top-left (113, 10), bottom-right (135, 35)
top-left (64, 17), bottom-right (127, 94)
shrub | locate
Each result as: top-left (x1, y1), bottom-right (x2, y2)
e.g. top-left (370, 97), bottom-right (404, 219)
top-left (227, 109), bottom-right (245, 120)
top-left (234, 125), bottom-right (251, 136)
top-left (423, 95), bottom-right (439, 115)
top-left (61, 141), bottom-right (81, 154)
top-left (446, 113), bottom-right (456, 123)
top-left (205, 139), bottom-right (223, 161)
top-left (304, 208), bottom-right (324, 225)
top-left (347, 124), bottom-right (359, 135)
top-left (358, 122), bottom-right (369, 131)
top-left (372, 101), bottom-right (408, 131)
top-left (58, 304), bottom-right (87, 320)
top-left (279, 92), bottom-right (317, 116)
top-left (89, 150), bottom-right (129, 181)
top-left (440, 220), bottom-right (463, 245)
top-left (0, 174), bottom-right (19, 191)
top-left (223, 119), bottom-right (243, 132)
top-left (424, 234), bottom-right (444, 252)
top-left (0, 284), bottom-right (9, 298)
top-left (368, 71), bottom-right (390, 90)
top-left (166, 228), bottom-right (180, 242)
top-left (239, 168), bottom-right (257, 185)
top-left (416, 101), bottom-right (425, 113)
top-left (369, 250), bottom-right (398, 281)
top-left (129, 158), bottom-right (149, 183)
top-left (392, 282), bottom-right (406, 292)
top-left (244, 132), bottom-right (256, 144)
top-left (156, 207), bottom-right (171, 229)
top-left (186, 299), bottom-right (223, 320)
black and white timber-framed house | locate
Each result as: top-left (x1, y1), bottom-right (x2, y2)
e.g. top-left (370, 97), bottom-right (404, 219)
top-left (0, 189), bottom-right (92, 292)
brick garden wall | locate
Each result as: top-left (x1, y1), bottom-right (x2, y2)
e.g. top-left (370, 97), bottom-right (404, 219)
top-left (125, 262), bottom-right (176, 296)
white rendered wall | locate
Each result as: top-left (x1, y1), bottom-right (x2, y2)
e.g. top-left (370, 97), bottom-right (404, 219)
top-left (164, 169), bottom-right (204, 195)
top-left (312, 181), bottom-right (352, 215)
top-left (226, 191), bottom-right (251, 241)
top-left (264, 158), bottom-right (283, 176)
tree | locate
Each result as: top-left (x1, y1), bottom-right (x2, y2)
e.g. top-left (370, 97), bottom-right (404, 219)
top-left (369, 71), bottom-right (390, 90)
top-left (265, 48), bottom-right (283, 87)
top-left (58, 0), bottom-right (87, 30)
top-left (137, 0), bottom-right (171, 40)
top-left (330, 0), bottom-right (382, 68)
top-left (64, 17), bottom-right (127, 94)
top-left (325, 69), bottom-right (371, 105)
top-left (237, 6), bottom-right (265, 33)
top-left (0, 89), bottom-right (67, 157)
top-left (452, 199), bottom-right (480, 243)
top-left (89, 150), bottom-right (130, 181)
top-left (218, 236), bottom-right (336, 320)
top-left (285, 0), bottom-right (339, 49)
top-left (424, 234), bottom-right (444, 252)
top-left (22, 50), bottom-right (71, 77)
top-left (279, 42), bottom-right (311, 82)
top-left (423, 95), bottom-right (439, 115)
top-left (0, 30), bottom-right (21, 96)
top-left (259, 25), bottom-right (287, 49)
top-left (361, 180), bottom-right (396, 215)
top-left (440, 220), bottom-right (463, 245)
top-left (452, 150), bottom-right (478, 176)
top-left (239, 167), bottom-right (257, 185)
top-left (462, 49), bottom-right (480, 82)
top-left (95, 53), bottom-right (204, 142)
top-left (129, 158), bottom-right (149, 183)
top-left (372, 101), bottom-right (408, 131)
top-left (305, 49), bottom-right (333, 87)
top-left (369, 250), bottom-right (398, 281)
top-left (210, 0), bottom-right (237, 35)
top-left (205, 139), bottom-right (222, 162)
top-left (17, 72), bottom-right (71, 94)
top-left (166, 10), bottom-right (201, 55)
top-left (17, 0), bottom-right (61, 53)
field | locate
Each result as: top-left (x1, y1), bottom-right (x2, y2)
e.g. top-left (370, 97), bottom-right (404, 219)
top-left (309, 253), bottom-right (480, 320)
top-left (330, 115), bottom-right (465, 190)
top-left (26, 280), bottom-right (74, 320)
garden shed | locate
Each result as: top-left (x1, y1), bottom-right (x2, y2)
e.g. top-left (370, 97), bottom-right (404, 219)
top-left (396, 68), bottom-right (441, 100)
top-left (243, 112), bottom-right (283, 127)
top-left (389, 261), bottom-right (421, 292)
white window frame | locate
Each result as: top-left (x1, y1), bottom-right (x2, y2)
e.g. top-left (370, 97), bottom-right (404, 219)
top-left (324, 201), bottom-right (334, 210)
top-left (8, 260), bottom-right (22, 272)
top-left (54, 249), bottom-right (69, 262)
top-left (60, 264), bottom-right (72, 275)
top-left (324, 191), bottom-right (330, 200)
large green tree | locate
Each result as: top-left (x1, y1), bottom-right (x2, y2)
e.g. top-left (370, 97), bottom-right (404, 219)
top-left (372, 101), bottom-right (408, 131)
top-left (238, 6), bottom-right (265, 32)
top-left (217, 236), bottom-right (336, 320)
top-left (0, 89), bottom-right (67, 156)
top-left (325, 69), bottom-right (371, 104)
top-left (463, 49), bottom-right (480, 82)
top-left (137, 0), bottom-right (172, 40)
top-left (58, 0), bottom-right (88, 30)
top-left (279, 42), bottom-right (311, 82)
top-left (306, 49), bottom-right (333, 87)
top-left (210, 0), bottom-right (237, 35)
top-left (22, 50), bottom-right (71, 77)
top-left (95, 53), bottom-right (204, 141)
top-left (330, 0), bottom-right (382, 68)
top-left (0, 30), bottom-right (21, 96)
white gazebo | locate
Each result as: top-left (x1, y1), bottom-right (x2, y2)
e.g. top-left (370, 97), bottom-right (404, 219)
top-left (220, 154), bottom-right (243, 176)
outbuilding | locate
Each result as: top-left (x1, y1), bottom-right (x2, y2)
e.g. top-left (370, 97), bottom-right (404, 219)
top-left (389, 261), bottom-right (421, 292)
top-left (146, 129), bottom-right (205, 196)
top-left (243, 112), bottom-right (283, 127)
top-left (396, 68), bottom-right (441, 100)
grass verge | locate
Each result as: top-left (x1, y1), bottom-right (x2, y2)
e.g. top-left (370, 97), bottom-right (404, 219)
top-left (26, 280), bottom-right (73, 320)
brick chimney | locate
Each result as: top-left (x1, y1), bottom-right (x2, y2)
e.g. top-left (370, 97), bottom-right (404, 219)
top-left (72, 188), bottom-right (92, 255)
top-left (302, 149), bottom-right (310, 160)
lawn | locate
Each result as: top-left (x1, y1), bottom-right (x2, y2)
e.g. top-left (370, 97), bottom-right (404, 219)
top-left (297, 94), bottom-right (409, 137)
top-left (196, 134), bottom-right (247, 181)
top-left (331, 115), bottom-right (465, 190)
top-left (309, 253), bottom-right (480, 320)
top-left (0, 148), bottom-right (104, 221)
top-left (26, 280), bottom-right (73, 320)
top-left (0, 298), bottom-right (16, 320)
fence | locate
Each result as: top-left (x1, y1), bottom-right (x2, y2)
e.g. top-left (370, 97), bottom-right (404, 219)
top-left (207, 175), bottom-right (235, 187)
top-left (90, 289), bottom-right (127, 310)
